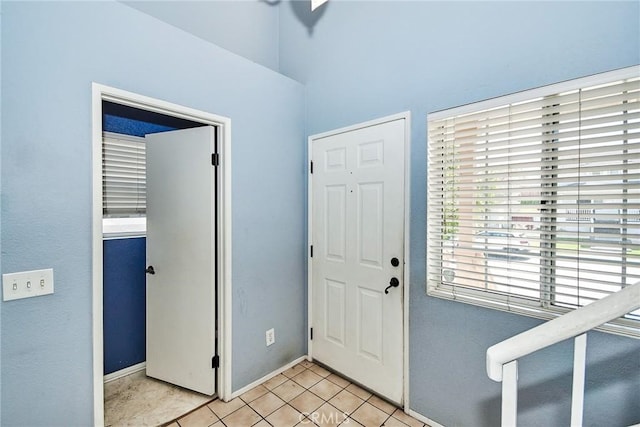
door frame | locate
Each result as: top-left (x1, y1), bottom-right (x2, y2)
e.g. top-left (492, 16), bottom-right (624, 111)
top-left (91, 83), bottom-right (233, 425)
top-left (307, 111), bottom-right (411, 409)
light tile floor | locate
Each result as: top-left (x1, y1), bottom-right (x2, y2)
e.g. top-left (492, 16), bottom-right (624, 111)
top-left (105, 370), bottom-right (212, 426)
top-left (167, 361), bottom-right (428, 427)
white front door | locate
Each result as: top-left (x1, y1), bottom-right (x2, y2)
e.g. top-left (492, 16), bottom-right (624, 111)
top-left (145, 126), bottom-right (217, 395)
top-left (310, 116), bottom-right (406, 404)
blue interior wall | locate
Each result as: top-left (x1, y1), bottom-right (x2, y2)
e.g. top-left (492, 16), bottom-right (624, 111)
top-left (0, 0), bottom-right (3, 420)
top-left (123, 0), bottom-right (281, 72)
top-left (2, 0), bottom-right (638, 425)
top-left (102, 101), bottom-right (201, 136)
top-left (279, 1), bottom-right (640, 426)
top-left (103, 238), bottom-right (146, 375)
top-left (103, 115), bottom-right (176, 137)
top-left (1, 1), bottom-right (305, 425)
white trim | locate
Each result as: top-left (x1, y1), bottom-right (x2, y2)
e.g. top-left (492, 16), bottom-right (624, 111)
top-left (307, 111), bottom-right (411, 407)
top-left (307, 136), bottom-right (313, 360)
top-left (103, 234), bottom-right (146, 241)
top-left (91, 83), bottom-right (233, 425)
top-left (103, 362), bottom-right (146, 384)
top-left (219, 119), bottom-right (234, 401)
top-left (407, 409), bottom-right (445, 427)
top-left (310, 112), bottom-right (411, 141)
top-left (102, 217), bottom-right (146, 239)
top-left (230, 356), bottom-right (308, 399)
top-left (428, 286), bottom-right (640, 340)
top-left (401, 112), bottom-right (411, 412)
top-left (428, 65), bottom-right (640, 120)
top-left (91, 84), bottom-right (105, 427)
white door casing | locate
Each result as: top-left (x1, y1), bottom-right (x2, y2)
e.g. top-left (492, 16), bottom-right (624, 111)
top-left (145, 126), bottom-right (217, 395)
top-left (310, 115), bottom-right (407, 404)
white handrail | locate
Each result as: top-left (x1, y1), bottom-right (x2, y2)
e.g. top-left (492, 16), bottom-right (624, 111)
top-left (487, 281), bottom-right (640, 382)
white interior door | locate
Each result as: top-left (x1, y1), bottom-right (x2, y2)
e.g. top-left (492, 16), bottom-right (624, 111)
top-left (311, 117), bottom-right (406, 404)
top-left (145, 126), bottom-right (217, 395)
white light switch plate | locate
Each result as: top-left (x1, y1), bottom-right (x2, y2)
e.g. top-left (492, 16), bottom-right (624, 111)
top-left (3, 268), bottom-right (54, 301)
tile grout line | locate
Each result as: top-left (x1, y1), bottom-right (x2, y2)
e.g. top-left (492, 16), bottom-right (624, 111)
top-left (175, 362), bottom-right (422, 427)
top-left (166, 396), bottom-right (218, 427)
top-left (300, 364), bottom-right (377, 427)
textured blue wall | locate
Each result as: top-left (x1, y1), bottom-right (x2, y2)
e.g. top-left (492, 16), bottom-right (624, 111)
top-left (103, 238), bottom-right (146, 375)
top-left (1, 1), bottom-right (305, 425)
top-left (0, 0), bottom-right (3, 420)
top-left (279, 1), bottom-right (640, 426)
top-left (3, 1), bottom-right (639, 425)
top-left (103, 114), bottom-right (176, 137)
top-left (123, 0), bottom-right (281, 72)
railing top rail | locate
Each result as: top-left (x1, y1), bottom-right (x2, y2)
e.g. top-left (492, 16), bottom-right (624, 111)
top-left (487, 282), bottom-right (640, 381)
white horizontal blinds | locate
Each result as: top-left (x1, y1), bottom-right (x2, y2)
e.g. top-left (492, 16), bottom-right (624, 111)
top-left (428, 69), bottom-right (640, 322)
top-left (552, 81), bottom-right (640, 313)
top-left (102, 132), bottom-right (146, 217)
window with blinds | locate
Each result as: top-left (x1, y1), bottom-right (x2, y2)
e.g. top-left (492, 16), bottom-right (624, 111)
top-left (102, 132), bottom-right (146, 217)
top-left (427, 66), bottom-right (640, 336)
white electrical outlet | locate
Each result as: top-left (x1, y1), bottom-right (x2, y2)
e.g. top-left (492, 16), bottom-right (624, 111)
top-left (2, 268), bottom-right (54, 301)
top-left (266, 328), bottom-right (275, 346)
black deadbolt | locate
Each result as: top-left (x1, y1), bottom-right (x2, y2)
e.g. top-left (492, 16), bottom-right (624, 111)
top-left (391, 257), bottom-right (400, 267)
top-left (145, 266), bottom-right (155, 275)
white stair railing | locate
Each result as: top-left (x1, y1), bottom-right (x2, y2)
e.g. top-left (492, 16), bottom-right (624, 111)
top-left (486, 282), bottom-right (640, 426)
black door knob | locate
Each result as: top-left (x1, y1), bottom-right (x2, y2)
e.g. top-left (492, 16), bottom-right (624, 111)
top-left (391, 257), bottom-right (400, 267)
top-left (385, 277), bottom-right (400, 294)
top-left (145, 266), bottom-right (155, 275)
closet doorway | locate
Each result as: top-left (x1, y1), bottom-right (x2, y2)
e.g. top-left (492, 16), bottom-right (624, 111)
top-left (91, 84), bottom-right (233, 425)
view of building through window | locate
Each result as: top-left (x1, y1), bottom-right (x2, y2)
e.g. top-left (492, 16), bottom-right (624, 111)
top-left (428, 67), bottom-right (640, 332)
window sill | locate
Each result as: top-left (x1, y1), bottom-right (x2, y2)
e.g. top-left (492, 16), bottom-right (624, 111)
top-left (103, 217), bottom-right (146, 239)
top-left (427, 286), bottom-right (640, 339)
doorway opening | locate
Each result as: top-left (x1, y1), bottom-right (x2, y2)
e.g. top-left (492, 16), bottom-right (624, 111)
top-left (91, 84), bottom-right (233, 425)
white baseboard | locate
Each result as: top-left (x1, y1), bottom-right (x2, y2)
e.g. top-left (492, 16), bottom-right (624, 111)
top-left (407, 409), bottom-right (444, 427)
top-left (230, 355), bottom-right (308, 399)
top-left (104, 362), bottom-right (146, 384)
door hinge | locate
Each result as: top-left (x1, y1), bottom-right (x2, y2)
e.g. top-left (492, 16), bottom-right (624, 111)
top-left (211, 153), bottom-right (219, 166)
top-left (310, 161), bottom-right (313, 174)
top-left (212, 355), bottom-right (220, 369)
top-left (310, 327), bottom-right (313, 340)
top-left (310, 245), bottom-right (313, 258)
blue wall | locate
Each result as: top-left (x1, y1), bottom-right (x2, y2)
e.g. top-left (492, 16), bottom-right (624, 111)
top-left (103, 238), bottom-right (146, 375)
top-left (279, 1), bottom-right (640, 426)
top-left (2, 1), bottom-right (639, 425)
top-left (1, 1), bottom-right (305, 425)
top-left (123, 0), bottom-right (281, 72)
top-left (0, 0), bottom-right (3, 420)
